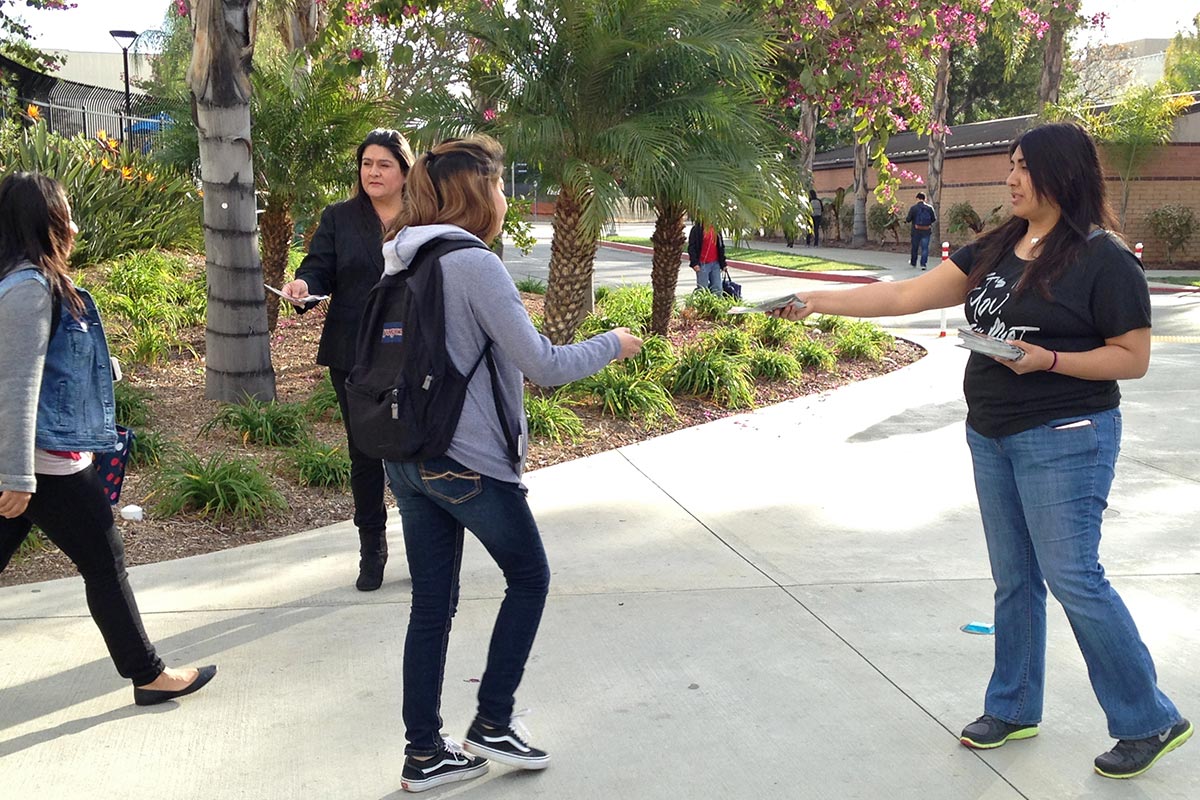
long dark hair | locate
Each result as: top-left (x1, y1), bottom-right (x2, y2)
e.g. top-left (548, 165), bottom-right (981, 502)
top-left (967, 122), bottom-right (1120, 299)
top-left (0, 172), bottom-right (83, 315)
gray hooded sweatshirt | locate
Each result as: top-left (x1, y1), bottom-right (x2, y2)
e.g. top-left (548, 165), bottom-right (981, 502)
top-left (383, 224), bottom-right (621, 482)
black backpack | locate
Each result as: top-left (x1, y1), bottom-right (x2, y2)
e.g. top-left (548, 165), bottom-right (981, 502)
top-left (344, 237), bottom-right (520, 465)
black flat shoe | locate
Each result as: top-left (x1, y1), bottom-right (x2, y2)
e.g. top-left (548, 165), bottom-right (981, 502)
top-left (134, 665), bottom-right (218, 706)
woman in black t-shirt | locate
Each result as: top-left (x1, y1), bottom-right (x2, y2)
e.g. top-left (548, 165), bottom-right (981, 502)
top-left (771, 122), bottom-right (1189, 779)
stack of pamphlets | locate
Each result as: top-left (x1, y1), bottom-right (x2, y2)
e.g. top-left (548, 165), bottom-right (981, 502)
top-left (728, 294), bottom-right (806, 315)
top-left (957, 328), bottom-right (1025, 361)
top-left (265, 284), bottom-right (330, 305)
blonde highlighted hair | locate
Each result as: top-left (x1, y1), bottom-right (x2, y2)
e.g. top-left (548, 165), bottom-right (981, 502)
top-left (388, 135), bottom-right (504, 242)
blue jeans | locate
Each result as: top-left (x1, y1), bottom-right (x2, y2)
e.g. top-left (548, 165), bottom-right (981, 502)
top-left (695, 261), bottom-right (722, 294)
top-left (966, 409), bottom-right (1181, 739)
top-left (910, 230), bottom-right (932, 266)
top-left (385, 455), bottom-right (550, 755)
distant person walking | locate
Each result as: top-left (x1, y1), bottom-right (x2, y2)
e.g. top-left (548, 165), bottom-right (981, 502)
top-left (805, 190), bottom-right (824, 247)
top-left (687, 219), bottom-right (726, 295)
top-left (905, 191), bottom-right (936, 269)
top-left (771, 122), bottom-right (1190, 780)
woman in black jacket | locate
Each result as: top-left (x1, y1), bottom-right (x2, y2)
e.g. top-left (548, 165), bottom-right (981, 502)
top-left (282, 129), bottom-right (413, 591)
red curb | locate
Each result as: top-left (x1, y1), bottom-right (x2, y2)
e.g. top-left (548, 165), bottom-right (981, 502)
top-left (597, 241), bottom-right (1200, 293)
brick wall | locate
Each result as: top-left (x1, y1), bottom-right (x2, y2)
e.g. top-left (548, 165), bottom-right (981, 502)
top-left (814, 144), bottom-right (1200, 265)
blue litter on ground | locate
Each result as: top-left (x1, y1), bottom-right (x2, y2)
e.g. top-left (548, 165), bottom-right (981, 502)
top-left (961, 621), bottom-right (995, 635)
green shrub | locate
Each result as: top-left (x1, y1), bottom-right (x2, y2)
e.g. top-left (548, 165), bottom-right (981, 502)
top-left (569, 365), bottom-right (677, 422)
top-left (203, 397), bottom-right (310, 446)
top-left (947, 201), bottom-right (985, 235)
top-left (515, 275), bottom-right (547, 294)
top-left (682, 289), bottom-right (736, 321)
top-left (529, 312), bottom-right (545, 333)
top-left (626, 335), bottom-right (676, 378)
top-left (304, 374), bottom-right (342, 422)
top-left (594, 284), bottom-right (654, 333)
top-left (1146, 204), bottom-right (1197, 264)
top-left (792, 337), bottom-right (836, 371)
top-left (747, 315), bottom-right (805, 349)
top-left (574, 312), bottom-right (611, 341)
top-left (129, 429), bottom-right (170, 467)
top-left (1, 120), bottom-right (200, 265)
top-left (867, 204), bottom-right (901, 242)
top-left (525, 390), bottom-right (585, 443)
top-left (153, 452), bottom-right (286, 520)
top-left (813, 314), bottom-right (848, 335)
top-left (748, 348), bottom-right (802, 381)
top-left (835, 320), bottom-right (892, 362)
top-left (701, 327), bottom-right (753, 356)
top-left (286, 440), bottom-right (351, 489)
top-left (593, 285), bottom-right (612, 305)
top-left (113, 381), bottom-right (153, 428)
top-left (669, 346), bottom-right (755, 409)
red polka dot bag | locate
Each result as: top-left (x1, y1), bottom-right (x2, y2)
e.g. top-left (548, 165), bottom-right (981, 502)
top-left (93, 426), bottom-right (135, 505)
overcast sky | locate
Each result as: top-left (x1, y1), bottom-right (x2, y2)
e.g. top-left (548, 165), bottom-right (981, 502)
top-left (17, 0), bottom-right (1199, 54)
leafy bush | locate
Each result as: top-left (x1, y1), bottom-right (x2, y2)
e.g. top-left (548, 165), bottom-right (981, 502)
top-left (114, 381), bottom-right (153, 428)
top-left (594, 284), bottom-right (654, 333)
top-left (569, 365), bottom-right (677, 422)
top-left (203, 397), bottom-right (310, 446)
top-left (747, 315), bottom-right (805, 349)
top-left (286, 440), bottom-right (351, 489)
top-left (813, 314), bottom-right (848, 335)
top-left (947, 201), bottom-right (985, 235)
top-left (304, 374), bottom-right (342, 422)
top-left (1146, 204), bottom-right (1197, 264)
top-left (0, 120), bottom-right (200, 265)
top-left (625, 335), bottom-right (676, 378)
top-left (838, 203), bottom-right (854, 241)
top-left (153, 452), bottom-right (286, 520)
top-left (593, 285), bottom-right (612, 305)
top-left (701, 326), bottom-right (753, 356)
top-left (128, 429), bottom-right (170, 468)
top-left (669, 346), bottom-right (755, 409)
top-left (747, 348), bottom-right (802, 381)
top-left (835, 320), bottom-right (893, 362)
top-left (515, 275), bottom-right (547, 294)
top-left (525, 390), bottom-right (585, 443)
top-left (792, 337), bottom-right (836, 371)
top-left (681, 288), bottom-right (736, 321)
top-left (867, 204), bottom-right (902, 243)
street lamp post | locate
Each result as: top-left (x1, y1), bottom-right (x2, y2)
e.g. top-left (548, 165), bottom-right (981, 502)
top-left (109, 29), bottom-right (140, 144)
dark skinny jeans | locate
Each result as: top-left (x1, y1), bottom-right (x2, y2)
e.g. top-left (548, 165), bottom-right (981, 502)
top-left (0, 467), bottom-right (164, 685)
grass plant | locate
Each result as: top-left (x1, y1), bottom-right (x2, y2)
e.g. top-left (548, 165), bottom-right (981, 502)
top-left (153, 452), bottom-right (286, 520)
top-left (286, 441), bottom-right (351, 489)
top-left (203, 397), bottom-right (310, 447)
top-left (525, 391), bottom-right (585, 443)
top-left (669, 346), bottom-right (755, 409)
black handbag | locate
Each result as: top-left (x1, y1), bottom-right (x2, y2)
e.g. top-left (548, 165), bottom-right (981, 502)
top-left (721, 268), bottom-right (742, 300)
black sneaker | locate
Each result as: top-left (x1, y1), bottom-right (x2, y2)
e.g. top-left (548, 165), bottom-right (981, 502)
top-left (1094, 719), bottom-right (1193, 779)
top-left (464, 714), bottom-right (550, 770)
top-left (401, 738), bottom-right (488, 793)
top-left (959, 714), bottom-right (1039, 749)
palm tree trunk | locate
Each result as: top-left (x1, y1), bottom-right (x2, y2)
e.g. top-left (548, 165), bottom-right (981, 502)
top-left (260, 205), bottom-right (293, 332)
top-left (277, 0), bottom-right (322, 51)
top-left (852, 137), bottom-right (870, 248)
top-left (544, 186), bottom-right (598, 345)
top-left (928, 46), bottom-right (951, 249)
top-left (188, 0), bottom-right (276, 402)
top-left (649, 200), bottom-right (685, 336)
top-left (1037, 20), bottom-right (1066, 110)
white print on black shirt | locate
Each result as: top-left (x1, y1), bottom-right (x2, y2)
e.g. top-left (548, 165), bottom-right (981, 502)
top-left (967, 274), bottom-right (1040, 341)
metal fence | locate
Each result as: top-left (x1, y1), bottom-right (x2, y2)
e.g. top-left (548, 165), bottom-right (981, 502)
top-left (23, 98), bottom-right (169, 154)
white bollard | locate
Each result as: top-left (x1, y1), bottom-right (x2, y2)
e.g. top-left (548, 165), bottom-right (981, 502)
top-left (939, 242), bottom-right (950, 337)
top-left (1134, 242), bottom-right (1144, 261)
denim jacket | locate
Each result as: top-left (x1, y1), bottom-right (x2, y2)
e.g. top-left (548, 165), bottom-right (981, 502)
top-left (0, 266), bottom-right (118, 452)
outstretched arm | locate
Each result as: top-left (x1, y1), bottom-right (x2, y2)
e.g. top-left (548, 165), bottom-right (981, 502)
top-left (772, 257), bottom-right (968, 321)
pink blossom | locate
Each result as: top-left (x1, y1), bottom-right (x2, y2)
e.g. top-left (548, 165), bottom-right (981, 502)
top-left (483, 108), bottom-right (497, 121)
top-left (349, 48), bottom-right (364, 61)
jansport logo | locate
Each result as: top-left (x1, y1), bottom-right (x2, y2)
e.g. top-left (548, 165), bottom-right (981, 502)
top-left (382, 322), bottom-right (404, 343)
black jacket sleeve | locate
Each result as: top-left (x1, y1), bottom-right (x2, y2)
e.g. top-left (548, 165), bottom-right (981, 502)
top-left (717, 232), bottom-right (727, 269)
top-left (294, 204), bottom-right (339, 313)
top-left (687, 224), bottom-right (702, 267)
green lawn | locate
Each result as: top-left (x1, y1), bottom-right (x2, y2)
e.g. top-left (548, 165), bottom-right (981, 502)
top-left (1152, 275), bottom-right (1200, 287)
top-left (602, 236), bottom-right (878, 272)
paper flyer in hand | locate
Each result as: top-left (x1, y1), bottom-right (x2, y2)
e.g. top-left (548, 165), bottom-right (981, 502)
top-left (264, 284), bottom-right (330, 305)
top-left (956, 328), bottom-right (1025, 361)
top-left (727, 293), bottom-right (806, 315)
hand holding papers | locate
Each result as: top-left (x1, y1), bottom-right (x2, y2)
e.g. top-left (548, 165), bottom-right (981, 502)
top-left (956, 328), bottom-right (1025, 361)
top-left (728, 293), bottom-right (806, 315)
top-left (265, 283), bottom-right (329, 306)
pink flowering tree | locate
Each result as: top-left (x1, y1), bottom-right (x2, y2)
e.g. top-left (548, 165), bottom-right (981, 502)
top-left (988, 0), bottom-right (1107, 109)
top-left (0, 0), bottom-right (75, 74)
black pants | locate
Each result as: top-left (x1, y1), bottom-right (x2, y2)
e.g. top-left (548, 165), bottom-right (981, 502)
top-left (329, 367), bottom-right (388, 541)
top-left (0, 468), bottom-right (164, 685)
top-left (805, 217), bottom-right (822, 246)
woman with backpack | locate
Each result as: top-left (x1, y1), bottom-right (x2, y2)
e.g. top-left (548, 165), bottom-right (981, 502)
top-left (378, 135), bottom-right (642, 793)
top-left (0, 172), bottom-right (216, 706)
top-left (281, 128), bottom-right (415, 591)
top-left (771, 122), bottom-right (1189, 779)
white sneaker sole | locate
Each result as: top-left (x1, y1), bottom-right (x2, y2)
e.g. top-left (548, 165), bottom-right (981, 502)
top-left (464, 740), bottom-right (550, 770)
top-left (401, 762), bottom-right (489, 793)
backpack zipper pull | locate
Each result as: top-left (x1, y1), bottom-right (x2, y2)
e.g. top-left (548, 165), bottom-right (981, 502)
top-left (390, 389), bottom-right (399, 419)
top-left (422, 374), bottom-right (433, 390)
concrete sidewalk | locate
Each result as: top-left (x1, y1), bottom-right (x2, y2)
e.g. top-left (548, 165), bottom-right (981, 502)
top-left (2, 231), bottom-right (1198, 798)
top-left (2, 316), bottom-right (1198, 798)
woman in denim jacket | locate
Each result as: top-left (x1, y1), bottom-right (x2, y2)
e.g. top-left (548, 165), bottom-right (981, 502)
top-left (0, 173), bottom-right (216, 706)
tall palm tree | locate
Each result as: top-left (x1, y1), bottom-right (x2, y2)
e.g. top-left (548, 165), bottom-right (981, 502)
top-left (440, 0), bottom-right (777, 344)
top-left (187, 0), bottom-right (276, 402)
